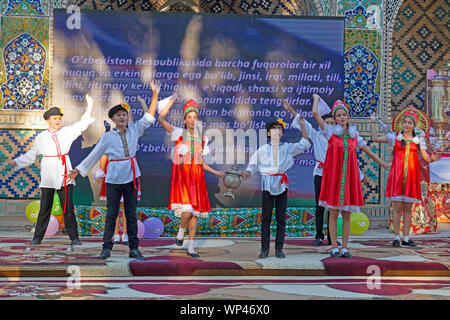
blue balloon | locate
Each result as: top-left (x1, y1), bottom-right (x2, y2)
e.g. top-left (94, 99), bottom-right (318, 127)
top-left (143, 217), bottom-right (164, 239)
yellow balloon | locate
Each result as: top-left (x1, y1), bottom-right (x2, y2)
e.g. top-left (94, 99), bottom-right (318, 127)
top-left (350, 212), bottom-right (369, 234)
top-left (25, 200), bottom-right (40, 223)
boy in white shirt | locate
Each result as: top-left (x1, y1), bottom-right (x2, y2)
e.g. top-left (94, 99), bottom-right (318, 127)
top-left (10, 95), bottom-right (95, 245)
top-left (242, 117), bottom-right (311, 258)
top-left (68, 81), bottom-right (159, 260)
top-left (282, 97), bottom-right (335, 246)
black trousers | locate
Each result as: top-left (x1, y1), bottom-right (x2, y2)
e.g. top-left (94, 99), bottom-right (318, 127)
top-left (34, 185), bottom-right (79, 241)
top-left (314, 175), bottom-right (331, 243)
top-left (103, 180), bottom-right (139, 250)
top-left (261, 189), bottom-right (288, 251)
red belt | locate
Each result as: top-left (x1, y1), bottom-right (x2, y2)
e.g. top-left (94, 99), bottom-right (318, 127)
top-left (109, 154), bottom-right (139, 194)
top-left (317, 160), bottom-right (325, 169)
top-left (262, 172), bottom-right (291, 194)
top-left (43, 153), bottom-right (69, 215)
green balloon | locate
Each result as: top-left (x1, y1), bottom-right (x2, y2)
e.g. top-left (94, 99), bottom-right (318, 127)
top-left (336, 216), bottom-right (343, 236)
top-left (51, 193), bottom-right (63, 216)
top-left (25, 200), bottom-right (40, 223)
top-left (350, 212), bottom-right (369, 234)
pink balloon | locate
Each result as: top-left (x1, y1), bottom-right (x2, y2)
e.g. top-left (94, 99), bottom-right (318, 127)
top-left (44, 215), bottom-right (59, 238)
top-left (137, 220), bottom-right (145, 239)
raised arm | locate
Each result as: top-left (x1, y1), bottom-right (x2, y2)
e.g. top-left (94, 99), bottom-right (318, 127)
top-left (370, 113), bottom-right (389, 143)
top-left (85, 94), bottom-right (94, 118)
top-left (137, 95), bottom-right (149, 113)
top-left (312, 93), bottom-right (325, 130)
top-left (157, 92), bottom-right (178, 134)
top-left (147, 80), bottom-right (161, 118)
top-left (298, 115), bottom-right (309, 141)
top-left (281, 99), bottom-right (297, 118)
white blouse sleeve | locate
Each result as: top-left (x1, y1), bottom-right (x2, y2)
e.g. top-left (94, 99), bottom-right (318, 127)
top-left (356, 133), bottom-right (368, 149)
top-left (288, 137), bottom-right (312, 156)
top-left (386, 132), bottom-right (396, 146)
top-left (170, 127), bottom-right (183, 141)
top-left (246, 147), bottom-right (261, 177)
top-left (14, 139), bottom-right (40, 171)
top-left (130, 112), bottom-right (156, 137)
top-left (320, 122), bottom-right (333, 140)
top-left (418, 136), bottom-right (427, 149)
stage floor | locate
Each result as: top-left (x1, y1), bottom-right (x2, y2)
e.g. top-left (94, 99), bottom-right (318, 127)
top-left (0, 225), bottom-right (449, 300)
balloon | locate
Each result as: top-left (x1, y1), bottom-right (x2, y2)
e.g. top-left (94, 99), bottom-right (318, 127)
top-left (137, 220), bottom-right (145, 238)
top-left (143, 217), bottom-right (164, 239)
top-left (336, 216), bottom-right (343, 236)
top-left (25, 200), bottom-right (40, 223)
top-left (350, 212), bottom-right (370, 234)
top-left (51, 193), bottom-right (63, 216)
top-left (44, 215), bottom-right (59, 238)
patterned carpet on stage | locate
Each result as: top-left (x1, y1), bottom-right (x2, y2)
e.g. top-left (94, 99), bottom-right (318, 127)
top-left (0, 235), bottom-right (448, 299)
top-left (0, 236), bottom-right (448, 277)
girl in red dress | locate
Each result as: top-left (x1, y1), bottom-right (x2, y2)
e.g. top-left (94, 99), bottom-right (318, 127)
top-left (313, 95), bottom-right (389, 258)
top-left (158, 97), bottom-right (224, 258)
top-left (371, 106), bottom-right (440, 247)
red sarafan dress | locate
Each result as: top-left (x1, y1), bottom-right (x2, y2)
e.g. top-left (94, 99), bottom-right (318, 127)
top-left (319, 124), bottom-right (366, 212)
top-left (168, 128), bottom-right (211, 218)
top-left (385, 133), bottom-right (422, 203)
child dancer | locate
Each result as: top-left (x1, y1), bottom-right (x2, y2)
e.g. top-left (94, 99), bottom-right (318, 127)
top-left (96, 155), bottom-right (135, 244)
top-left (282, 98), bottom-right (335, 246)
top-left (314, 96), bottom-right (390, 258)
top-left (10, 95), bottom-right (94, 245)
top-left (242, 117), bottom-right (311, 259)
top-left (158, 97), bottom-right (224, 258)
top-left (68, 81), bottom-right (160, 260)
top-left (371, 106), bottom-right (440, 247)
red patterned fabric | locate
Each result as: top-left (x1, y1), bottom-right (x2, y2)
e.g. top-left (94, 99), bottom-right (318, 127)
top-left (168, 135), bottom-right (211, 214)
top-left (319, 134), bottom-right (364, 209)
top-left (385, 136), bottom-right (421, 201)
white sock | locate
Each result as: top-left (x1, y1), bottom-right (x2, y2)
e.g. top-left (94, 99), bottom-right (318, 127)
top-left (341, 248), bottom-right (348, 254)
top-left (187, 240), bottom-right (196, 253)
top-left (394, 235), bottom-right (400, 241)
top-left (176, 227), bottom-right (185, 240)
top-left (331, 248), bottom-right (339, 254)
top-left (403, 236), bottom-right (409, 242)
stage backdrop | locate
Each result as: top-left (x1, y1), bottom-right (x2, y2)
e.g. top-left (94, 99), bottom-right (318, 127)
top-left (52, 10), bottom-right (344, 208)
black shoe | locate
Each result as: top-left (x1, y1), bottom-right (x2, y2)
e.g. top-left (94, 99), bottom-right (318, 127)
top-left (330, 250), bottom-right (341, 258)
top-left (71, 239), bottom-right (82, 246)
top-left (275, 249), bottom-right (285, 259)
top-left (30, 238), bottom-right (41, 245)
top-left (98, 248), bottom-right (112, 259)
top-left (340, 250), bottom-right (352, 258)
top-left (129, 249), bottom-right (145, 260)
top-left (392, 239), bottom-right (401, 247)
top-left (312, 238), bottom-right (323, 246)
top-left (187, 250), bottom-right (200, 258)
top-left (402, 239), bottom-right (416, 247)
top-left (176, 238), bottom-right (184, 246)
top-left (259, 249), bottom-right (269, 259)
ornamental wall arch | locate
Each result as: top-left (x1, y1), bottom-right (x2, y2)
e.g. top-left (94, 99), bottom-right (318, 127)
top-left (381, 0), bottom-right (449, 120)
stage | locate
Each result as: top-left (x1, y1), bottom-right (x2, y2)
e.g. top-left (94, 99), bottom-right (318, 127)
top-left (0, 225), bottom-right (448, 300)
